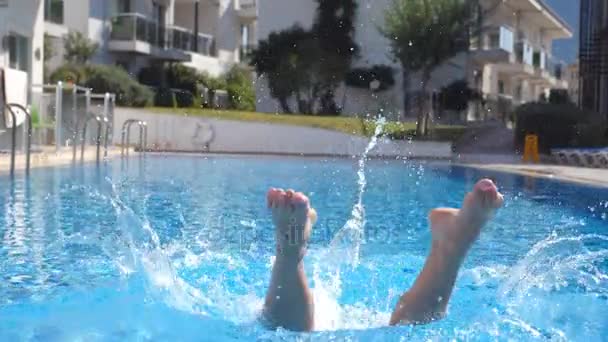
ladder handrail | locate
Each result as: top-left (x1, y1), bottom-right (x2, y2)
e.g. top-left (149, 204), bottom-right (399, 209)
top-left (80, 114), bottom-right (103, 162)
top-left (121, 119), bottom-right (147, 156)
top-left (6, 103), bottom-right (32, 175)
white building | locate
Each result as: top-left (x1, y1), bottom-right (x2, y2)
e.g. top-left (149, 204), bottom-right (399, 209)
top-left (0, 0), bottom-right (45, 104)
top-left (44, 0), bottom-right (257, 78)
top-left (255, 0), bottom-right (572, 121)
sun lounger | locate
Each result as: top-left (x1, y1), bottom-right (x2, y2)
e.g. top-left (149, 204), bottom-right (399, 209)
top-left (551, 147), bottom-right (608, 168)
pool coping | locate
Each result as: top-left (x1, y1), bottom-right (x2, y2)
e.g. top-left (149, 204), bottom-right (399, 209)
top-left (0, 147), bottom-right (129, 176)
top-left (460, 163), bottom-right (608, 189)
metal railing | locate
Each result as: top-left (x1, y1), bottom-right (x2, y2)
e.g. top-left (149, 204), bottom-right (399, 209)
top-left (515, 40), bottom-right (534, 66)
top-left (5, 104), bottom-right (33, 176)
top-left (471, 25), bottom-right (514, 53)
top-left (110, 13), bottom-right (216, 56)
top-left (121, 119), bottom-right (147, 156)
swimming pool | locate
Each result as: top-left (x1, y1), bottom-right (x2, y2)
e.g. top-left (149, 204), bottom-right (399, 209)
top-left (1, 155), bottom-right (607, 341)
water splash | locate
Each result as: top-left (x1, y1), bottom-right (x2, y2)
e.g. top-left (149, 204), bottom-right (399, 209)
top-left (311, 117), bottom-right (387, 331)
top-left (328, 116), bottom-right (386, 267)
top-left (104, 184), bottom-right (213, 316)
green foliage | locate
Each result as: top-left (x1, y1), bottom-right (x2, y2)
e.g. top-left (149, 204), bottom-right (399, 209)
top-left (198, 71), bottom-right (227, 91)
top-left (225, 65), bottom-right (256, 111)
top-left (167, 64), bottom-right (199, 94)
top-left (250, 25), bottom-right (316, 113)
top-left (49, 63), bottom-right (88, 83)
top-left (514, 102), bottom-right (607, 152)
top-left (30, 106), bottom-right (40, 126)
top-left (154, 88), bottom-right (178, 108)
top-left (63, 31), bottom-right (99, 64)
top-left (548, 88), bottom-right (571, 105)
top-left (312, 0), bottom-right (359, 113)
top-left (50, 64), bottom-right (153, 107)
top-left (382, 0), bottom-right (472, 134)
top-left (251, 0), bottom-right (359, 115)
top-left (345, 65), bottom-right (395, 91)
top-left (43, 34), bottom-right (55, 63)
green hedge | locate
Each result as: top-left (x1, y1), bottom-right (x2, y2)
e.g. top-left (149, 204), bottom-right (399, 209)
top-left (514, 102), bottom-right (607, 152)
top-left (225, 65), bottom-right (255, 111)
top-left (50, 64), bottom-right (153, 107)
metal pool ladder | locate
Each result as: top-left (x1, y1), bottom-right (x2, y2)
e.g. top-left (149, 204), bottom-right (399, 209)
top-left (73, 113), bottom-right (109, 163)
top-left (121, 119), bottom-right (148, 156)
top-left (5, 103), bottom-right (33, 176)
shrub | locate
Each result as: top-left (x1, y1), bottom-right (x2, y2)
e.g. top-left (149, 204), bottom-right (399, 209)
top-left (85, 65), bottom-right (153, 107)
top-left (51, 64), bottom-right (153, 107)
top-left (174, 89), bottom-right (195, 108)
top-left (138, 65), bottom-right (162, 87)
top-left (548, 88), bottom-right (571, 105)
top-left (224, 66), bottom-right (255, 111)
top-left (199, 71), bottom-right (227, 91)
top-left (167, 64), bottom-right (199, 94)
top-left (154, 88), bottom-right (177, 108)
top-left (514, 102), bottom-right (606, 152)
top-left (49, 63), bottom-right (88, 84)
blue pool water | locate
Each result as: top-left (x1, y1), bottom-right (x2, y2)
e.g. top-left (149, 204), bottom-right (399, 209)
top-left (1, 155), bottom-right (607, 341)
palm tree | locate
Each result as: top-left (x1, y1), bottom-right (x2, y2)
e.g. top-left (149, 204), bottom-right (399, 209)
top-left (382, 0), bottom-right (472, 136)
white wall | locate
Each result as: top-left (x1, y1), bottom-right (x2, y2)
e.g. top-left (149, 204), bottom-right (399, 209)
top-left (0, 0), bottom-right (44, 96)
top-left (183, 52), bottom-right (226, 77)
top-left (113, 108), bottom-right (452, 158)
top-left (64, 0), bottom-right (90, 33)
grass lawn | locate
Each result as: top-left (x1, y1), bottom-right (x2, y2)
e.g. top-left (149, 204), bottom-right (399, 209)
top-left (146, 107), bottom-right (466, 141)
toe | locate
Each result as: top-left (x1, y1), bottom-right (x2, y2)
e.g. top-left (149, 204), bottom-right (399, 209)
top-left (472, 179), bottom-right (503, 209)
top-left (267, 188), bottom-right (277, 207)
top-left (275, 189), bottom-right (286, 207)
top-left (292, 192), bottom-right (309, 208)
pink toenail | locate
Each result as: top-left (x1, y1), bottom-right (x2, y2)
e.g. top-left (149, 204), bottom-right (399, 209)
top-left (476, 179), bottom-right (496, 192)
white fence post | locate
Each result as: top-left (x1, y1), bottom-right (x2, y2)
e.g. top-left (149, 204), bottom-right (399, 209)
top-left (55, 81), bottom-right (63, 152)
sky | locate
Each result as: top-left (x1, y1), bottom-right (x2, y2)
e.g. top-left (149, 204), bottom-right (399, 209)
top-left (544, 0), bottom-right (579, 64)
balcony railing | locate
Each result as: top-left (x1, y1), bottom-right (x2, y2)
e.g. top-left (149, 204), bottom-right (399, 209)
top-left (239, 0), bottom-right (257, 8)
top-left (515, 40), bottom-right (534, 66)
top-left (533, 50), bottom-right (547, 69)
top-left (169, 26), bottom-right (215, 56)
top-left (239, 44), bottom-right (256, 63)
top-left (110, 13), bottom-right (216, 56)
top-left (470, 25), bottom-right (514, 53)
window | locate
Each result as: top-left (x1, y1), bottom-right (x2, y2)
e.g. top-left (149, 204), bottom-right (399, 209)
top-left (117, 0), bottom-right (131, 13)
top-left (8, 33), bottom-right (29, 72)
top-left (498, 80), bottom-right (505, 94)
top-left (44, 0), bottom-right (64, 24)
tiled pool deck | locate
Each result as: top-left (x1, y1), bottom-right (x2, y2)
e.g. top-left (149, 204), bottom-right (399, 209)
top-left (463, 163), bottom-right (608, 188)
top-left (0, 146), bottom-right (127, 174)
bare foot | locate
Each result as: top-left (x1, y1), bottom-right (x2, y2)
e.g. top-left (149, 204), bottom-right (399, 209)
top-left (389, 179), bottom-right (504, 325)
top-left (429, 178), bottom-right (504, 257)
top-left (267, 188), bottom-right (317, 261)
top-left (263, 188), bottom-right (317, 331)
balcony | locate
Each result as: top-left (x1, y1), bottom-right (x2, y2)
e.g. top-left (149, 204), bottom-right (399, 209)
top-left (239, 44), bottom-right (256, 64)
top-left (110, 13), bottom-right (218, 62)
top-left (236, 0), bottom-right (258, 20)
top-left (470, 26), bottom-right (514, 64)
top-left (169, 26), bottom-right (216, 57)
top-left (515, 40), bottom-right (534, 66)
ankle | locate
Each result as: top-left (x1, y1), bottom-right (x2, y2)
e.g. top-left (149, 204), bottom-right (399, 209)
top-left (431, 239), bottom-right (470, 261)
